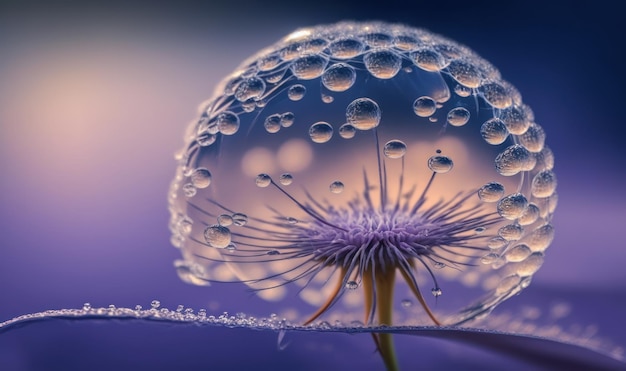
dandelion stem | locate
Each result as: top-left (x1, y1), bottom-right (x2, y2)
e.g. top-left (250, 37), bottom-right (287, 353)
top-left (374, 267), bottom-right (399, 371)
top-left (303, 267), bottom-right (347, 326)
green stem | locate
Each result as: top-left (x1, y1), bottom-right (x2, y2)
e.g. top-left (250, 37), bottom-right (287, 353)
top-left (375, 268), bottom-right (399, 371)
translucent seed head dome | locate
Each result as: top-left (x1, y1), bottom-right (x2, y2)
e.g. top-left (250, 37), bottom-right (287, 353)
top-left (168, 21), bottom-right (557, 326)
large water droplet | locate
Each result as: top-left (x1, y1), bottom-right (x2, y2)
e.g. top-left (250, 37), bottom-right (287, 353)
top-left (328, 39), bottom-right (364, 59)
top-left (216, 111), bottom-right (240, 135)
top-left (428, 155), bottom-right (453, 173)
top-left (363, 50), bottom-right (402, 79)
top-left (495, 144), bottom-right (535, 176)
top-left (480, 81), bottom-right (512, 109)
top-left (497, 193), bottom-right (528, 220)
top-left (255, 174), bottom-right (272, 187)
top-left (531, 170), bottom-right (557, 198)
top-left (264, 114), bottom-right (282, 134)
top-left (322, 63), bottom-right (357, 92)
top-left (504, 244), bottom-right (532, 262)
top-left (411, 48), bottom-right (446, 72)
top-left (204, 225), bottom-right (232, 248)
top-left (413, 96), bottom-right (437, 117)
top-left (190, 168), bottom-right (212, 189)
top-left (279, 173), bottom-right (294, 185)
top-left (346, 98), bottom-right (381, 130)
top-left (383, 140), bottom-right (407, 159)
top-left (480, 118), bottom-right (509, 145)
top-left (339, 123), bottom-right (356, 139)
top-left (478, 182), bottom-right (505, 202)
top-left (308, 122), bottom-right (334, 143)
top-left (291, 54), bottom-right (328, 80)
top-left (498, 224), bottom-right (524, 241)
top-left (447, 59), bottom-right (482, 88)
top-left (287, 84), bottom-right (306, 101)
top-left (446, 107), bottom-right (470, 127)
top-left (234, 77), bottom-right (266, 102)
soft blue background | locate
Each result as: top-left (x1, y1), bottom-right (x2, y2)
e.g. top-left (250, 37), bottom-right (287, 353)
top-left (1, 1), bottom-right (624, 369)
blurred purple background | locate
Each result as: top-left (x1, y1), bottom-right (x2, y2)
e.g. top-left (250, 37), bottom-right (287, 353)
top-left (1, 1), bottom-right (624, 370)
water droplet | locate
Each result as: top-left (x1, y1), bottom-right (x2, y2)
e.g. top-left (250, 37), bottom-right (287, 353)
top-left (478, 182), bottom-right (505, 202)
top-left (329, 181), bottom-right (344, 194)
top-left (488, 236), bottom-right (508, 250)
top-left (519, 123), bottom-right (546, 153)
top-left (328, 39), bottom-right (364, 59)
top-left (82, 303), bottom-right (92, 311)
top-left (499, 105), bottom-right (530, 135)
top-left (286, 217), bottom-right (298, 224)
top-left (218, 214), bottom-right (234, 226)
top-left (518, 203), bottom-right (540, 226)
top-left (216, 111), bottom-right (240, 135)
top-left (411, 48), bottom-right (446, 72)
top-left (204, 225), bottom-right (231, 248)
top-left (446, 107), bottom-right (470, 127)
top-left (287, 84), bottom-right (306, 101)
top-left (322, 63), bottom-right (357, 92)
top-left (447, 59), bottom-right (482, 88)
top-left (481, 253), bottom-right (500, 264)
top-left (383, 140), bottom-right (407, 159)
top-left (345, 281), bottom-right (359, 290)
top-left (401, 299), bottom-right (413, 308)
top-left (531, 170), bottom-right (557, 198)
top-left (394, 35), bottom-right (418, 50)
top-left (346, 98), bottom-right (381, 130)
top-left (235, 77), bottom-right (266, 102)
top-left (498, 224), bottom-right (524, 241)
top-left (321, 94), bottom-right (334, 103)
top-left (279, 173), bottom-right (294, 185)
top-left (291, 55), bottom-right (328, 80)
top-left (280, 112), bottom-right (295, 128)
top-left (267, 250), bottom-right (280, 256)
top-left (255, 174), bottom-right (272, 187)
top-left (433, 262), bottom-right (446, 269)
top-left (515, 252), bottom-right (544, 276)
top-left (257, 53), bottom-right (280, 71)
top-left (196, 132), bottom-right (217, 147)
top-left (225, 243), bottom-right (237, 251)
top-left (151, 300), bottom-right (161, 309)
top-left (182, 183), bottom-right (197, 197)
top-left (504, 244), bottom-right (532, 262)
top-left (428, 155), bottom-right (453, 173)
top-left (474, 227), bottom-right (486, 234)
top-left (431, 288), bottom-right (442, 297)
top-left (480, 81), bottom-right (512, 108)
top-left (413, 96), bottom-right (437, 117)
top-left (264, 114), bottom-right (282, 133)
top-left (495, 275), bottom-right (521, 296)
top-left (363, 50), bottom-right (402, 79)
top-left (497, 193), bottom-right (528, 220)
top-left (526, 224), bottom-right (555, 252)
top-left (190, 168), bottom-right (212, 189)
top-left (231, 213), bottom-right (248, 226)
top-left (454, 84), bottom-right (472, 97)
top-left (339, 123), bottom-right (357, 139)
top-left (480, 118), bottom-right (509, 145)
top-left (363, 32), bottom-right (393, 47)
top-left (495, 144), bottom-right (535, 176)
top-left (308, 122), bottom-right (333, 143)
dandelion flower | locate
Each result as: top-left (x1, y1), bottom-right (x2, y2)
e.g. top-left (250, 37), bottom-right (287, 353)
top-left (168, 21), bottom-right (557, 370)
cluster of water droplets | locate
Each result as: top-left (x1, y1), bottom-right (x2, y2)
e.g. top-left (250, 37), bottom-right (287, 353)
top-left (168, 21), bottom-right (557, 326)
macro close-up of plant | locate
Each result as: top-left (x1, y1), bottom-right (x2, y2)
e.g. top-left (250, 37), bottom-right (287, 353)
top-left (1, 2), bottom-right (625, 371)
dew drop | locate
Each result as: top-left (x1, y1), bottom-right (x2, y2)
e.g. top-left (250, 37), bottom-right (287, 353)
top-left (339, 123), bottom-right (357, 139)
top-left (428, 155), bottom-right (453, 173)
top-left (329, 181), bottom-right (344, 194)
top-left (280, 112), bottom-right (295, 128)
top-left (531, 170), bottom-right (557, 198)
top-left (204, 225), bottom-right (232, 248)
top-left (413, 96), bottom-right (437, 117)
top-left (480, 253), bottom-right (500, 264)
top-left (321, 94), bottom-right (334, 103)
top-left (196, 132), bottom-right (217, 147)
top-left (286, 217), bottom-right (298, 224)
top-left (498, 224), bottom-right (524, 241)
top-left (363, 50), bottom-right (402, 79)
top-left (495, 275), bottom-right (521, 296)
top-left (394, 35), bottom-right (419, 50)
top-left (495, 144), bottom-right (535, 176)
top-left (225, 243), bottom-right (237, 252)
top-left (83, 303), bottom-right (92, 311)
top-left (264, 114), bottom-right (282, 134)
top-left (257, 53), bottom-right (280, 71)
top-left (401, 299), bottom-right (413, 308)
top-left (345, 281), bottom-right (359, 290)
top-left (500, 105), bottom-right (530, 135)
top-left (519, 123), bottom-right (546, 153)
top-left (383, 140), bottom-right (407, 159)
top-left (328, 39), bottom-right (364, 59)
top-left (151, 300), bottom-right (161, 309)
top-left (447, 59), bottom-right (482, 88)
top-left (515, 252), bottom-right (544, 276)
top-left (234, 77), bottom-right (266, 102)
top-left (431, 288), bottom-right (442, 297)
top-left (287, 84), bottom-right (306, 101)
top-left (279, 173), bottom-right (294, 185)
top-left (308, 122), bottom-right (334, 143)
top-left (217, 214), bottom-right (234, 226)
top-left (478, 182), bottom-right (505, 202)
top-left (454, 84), bottom-right (472, 97)
top-left (267, 250), bottom-right (280, 256)
top-left (479, 81), bottom-right (512, 108)
top-left (518, 203), bottom-right (540, 226)
top-left (526, 224), bottom-right (555, 252)
top-left (480, 118), bottom-right (509, 145)
top-left (291, 54), bottom-right (328, 80)
top-left (232, 213), bottom-right (248, 226)
top-left (446, 107), bottom-right (470, 127)
top-left (255, 174), bottom-right (272, 187)
top-left (488, 236), bottom-right (508, 250)
top-left (216, 111), bottom-right (240, 135)
top-left (346, 98), bottom-right (381, 130)
top-left (322, 63), bottom-right (357, 92)
top-left (504, 244), bottom-right (532, 262)
top-left (497, 193), bottom-right (528, 220)
top-left (433, 262), bottom-right (446, 269)
top-left (182, 183), bottom-right (197, 197)
top-left (363, 32), bottom-right (393, 47)
top-left (190, 168), bottom-right (212, 189)
top-left (411, 48), bottom-right (446, 72)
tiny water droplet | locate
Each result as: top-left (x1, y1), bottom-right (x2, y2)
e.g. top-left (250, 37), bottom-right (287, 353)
top-left (329, 181), bottom-right (344, 194)
top-left (267, 250), bottom-right (280, 256)
top-left (217, 214), bottom-right (234, 226)
top-left (413, 96), bottom-right (437, 117)
top-left (345, 281), bottom-right (359, 290)
top-left (447, 107), bottom-right (470, 127)
top-left (339, 123), bottom-right (357, 139)
top-left (279, 173), bottom-right (294, 185)
top-left (232, 213), bottom-right (248, 226)
top-left (401, 299), bottom-right (413, 308)
top-left (287, 84), bottom-right (306, 101)
top-left (431, 288), bottom-right (442, 297)
top-left (151, 300), bottom-right (161, 309)
top-left (255, 174), bottom-right (272, 187)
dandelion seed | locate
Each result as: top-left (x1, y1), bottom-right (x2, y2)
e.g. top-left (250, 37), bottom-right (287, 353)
top-left (168, 21), bottom-right (556, 370)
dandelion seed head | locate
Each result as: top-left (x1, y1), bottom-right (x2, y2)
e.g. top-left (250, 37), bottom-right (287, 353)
top-left (168, 21), bottom-right (557, 326)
